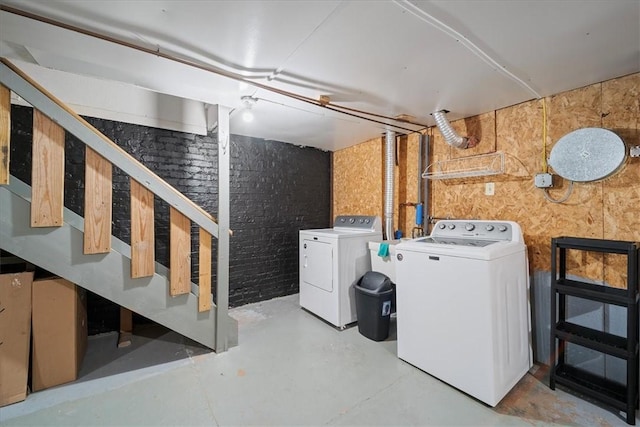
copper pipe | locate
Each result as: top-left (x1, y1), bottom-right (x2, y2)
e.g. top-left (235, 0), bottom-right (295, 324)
top-left (0, 4), bottom-right (425, 133)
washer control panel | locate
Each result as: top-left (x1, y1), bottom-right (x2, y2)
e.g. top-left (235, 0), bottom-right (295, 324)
top-left (334, 215), bottom-right (382, 231)
top-left (432, 220), bottom-right (514, 241)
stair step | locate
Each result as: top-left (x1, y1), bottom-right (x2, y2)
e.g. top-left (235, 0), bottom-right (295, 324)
top-left (0, 179), bottom-right (237, 351)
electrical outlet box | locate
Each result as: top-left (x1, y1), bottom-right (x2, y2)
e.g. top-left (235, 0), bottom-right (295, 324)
top-left (535, 173), bottom-right (554, 188)
top-left (485, 182), bottom-right (495, 196)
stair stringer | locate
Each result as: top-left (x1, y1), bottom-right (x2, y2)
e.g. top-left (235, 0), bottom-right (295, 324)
top-left (0, 177), bottom-right (237, 351)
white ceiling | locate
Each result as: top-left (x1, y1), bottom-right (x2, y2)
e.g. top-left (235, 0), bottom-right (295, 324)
top-left (1, 0), bottom-right (638, 151)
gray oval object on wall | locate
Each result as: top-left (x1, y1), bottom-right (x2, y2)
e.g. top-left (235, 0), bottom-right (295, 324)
top-left (548, 128), bottom-right (626, 182)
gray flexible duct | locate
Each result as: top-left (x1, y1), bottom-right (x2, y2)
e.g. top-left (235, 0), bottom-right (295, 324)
top-left (432, 110), bottom-right (478, 149)
top-left (384, 130), bottom-right (395, 241)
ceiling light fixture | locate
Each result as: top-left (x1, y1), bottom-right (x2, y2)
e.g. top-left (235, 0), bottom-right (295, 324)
top-left (241, 96), bottom-right (257, 123)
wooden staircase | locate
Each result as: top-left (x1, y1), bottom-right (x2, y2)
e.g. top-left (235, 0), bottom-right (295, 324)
top-left (0, 58), bottom-right (234, 351)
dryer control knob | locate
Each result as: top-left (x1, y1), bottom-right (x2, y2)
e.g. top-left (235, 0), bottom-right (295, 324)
top-left (485, 225), bottom-right (494, 231)
top-left (465, 223), bottom-right (475, 231)
top-left (365, 219), bottom-right (370, 224)
top-left (349, 218), bottom-right (355, 224)
top-left (448, 224), bottom-right (456, 230)
top-left (438, 223), bottom-right (446, 229)
top-left (498, 225), bottom-right (508, 232)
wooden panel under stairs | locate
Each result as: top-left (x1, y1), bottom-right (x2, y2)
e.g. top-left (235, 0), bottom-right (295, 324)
top-left (170, 207), bottom-right (191, 296)
top-left (199, 228), bottom-right (212, 312)
top-left (31, 110), bottom-right (64, 227)
top-left (130, 179), bottom-right (155, 278)
top-left (84, 147), bottom-right (112, 254)
top-left (0, 84), bottom-right (9, 185)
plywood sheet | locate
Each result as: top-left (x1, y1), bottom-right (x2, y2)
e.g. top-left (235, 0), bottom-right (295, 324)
top-left (480, 86), bottom-right (607, 276)
top-left (546, 84), bottom-right (606, 281)
top-left (0, 84), bottom-right (10, 185)
top-left (169, 207), bottom-right (191, 296)
top-left (602, 73), bottom-right (640, 129)
top-left (31, 110), bottom-right (64, 227)
top-left (601, 73), bottom-right (640, 288)
top-left (198, 228), bottom-right (212, 312)
top-left (333, 73), bottom-right (639, 288)
top-left (84, 147), bottom-right (112, 254)
top-left (431, 93), bottom-right (605, 280)
top-left (548, 83), bottom-right (602, 144)
top-left (449, 112), bottom-right (497, 159)
top-left (497, 98), bottom-right (602, 277)
top-left (131, 179), bottom-right (155, 278)
top-left (332, 137), bottom-right (383, 218)
top-left (601, 73), bottom-right (639, 244)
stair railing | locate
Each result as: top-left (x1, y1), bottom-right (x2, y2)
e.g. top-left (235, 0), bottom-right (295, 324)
top-left (0, 58), bottom-right (231, 352)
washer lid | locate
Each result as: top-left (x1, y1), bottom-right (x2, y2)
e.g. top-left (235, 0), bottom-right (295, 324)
top-left (300, 228), bottom-right (382, 238)
top-left (396, 239), bottom-right (524, 261)
top-left (418, 237), bottom-right (498, 247)
top-left (548, 128), bottom-right (626, 182)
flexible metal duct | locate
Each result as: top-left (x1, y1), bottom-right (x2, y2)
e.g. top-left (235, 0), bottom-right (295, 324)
top-left (384, 130), bottom-right (395, 240)
top-left (432, 110), bottom-right (478, 149)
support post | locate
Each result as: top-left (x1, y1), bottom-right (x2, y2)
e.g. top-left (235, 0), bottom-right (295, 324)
top-left (214, 105), bottom-right (231, 352)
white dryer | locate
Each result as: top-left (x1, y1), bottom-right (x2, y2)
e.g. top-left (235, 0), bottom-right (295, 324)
top-left (299, 215), bottom-right (382, 328)
top-left (395, 219), bottom-right (531, 406)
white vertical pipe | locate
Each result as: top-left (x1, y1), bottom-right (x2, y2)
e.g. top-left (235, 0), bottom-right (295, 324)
top-left (423, 134), bottom-right (430, 232)
top-left (215, 104), bottom-right (231, 352)
top-left (384, 130), bottom-right (395, 241)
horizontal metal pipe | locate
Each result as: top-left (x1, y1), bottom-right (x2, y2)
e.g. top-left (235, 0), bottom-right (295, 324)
top-left (0, 4), bottom-right (425, 133)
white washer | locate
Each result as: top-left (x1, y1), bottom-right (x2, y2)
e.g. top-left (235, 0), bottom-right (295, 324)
top-left (300, 215), bottom-right (382, 328)
top-left (395, 220), bottom-right (532, 406)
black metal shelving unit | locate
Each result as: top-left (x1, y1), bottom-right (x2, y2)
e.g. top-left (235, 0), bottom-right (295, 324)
top-left (550, 236), bottom-right (640, 425)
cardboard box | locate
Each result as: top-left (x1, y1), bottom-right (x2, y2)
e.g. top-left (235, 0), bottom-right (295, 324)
top-left (0, 272), bottom-right (33, 407)
top-left (31, 277), bottom-right (87, 392)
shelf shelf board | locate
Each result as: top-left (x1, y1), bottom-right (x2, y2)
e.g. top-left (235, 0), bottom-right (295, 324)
top-left (554, 321), bottom-right (633, 359)
top-left (555, 278), bottom-right (631, 306)
top-left (554, 364), bottom-right (639, 424)
top-left (553, 364), bottom-right (630, 412)
top-left (551, 236), bottom-right (639, 425)
top-left (553, 236), bottom-right (639, 254)
top-left (422, 151), bottom-right (504, 180)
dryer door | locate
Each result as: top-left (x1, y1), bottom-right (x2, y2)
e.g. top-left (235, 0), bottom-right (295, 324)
top-left (302, 239), bottom-right (333, 292)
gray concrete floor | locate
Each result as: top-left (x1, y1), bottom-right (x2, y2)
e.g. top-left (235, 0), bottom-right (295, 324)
top-left (0, 294), bottom-right (633, 426)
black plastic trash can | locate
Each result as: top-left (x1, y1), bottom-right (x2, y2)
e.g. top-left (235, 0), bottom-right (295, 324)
top-left (354, 271), bottom-right (394, 341)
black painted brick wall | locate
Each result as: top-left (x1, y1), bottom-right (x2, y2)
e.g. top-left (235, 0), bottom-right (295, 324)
top-left (229, 135), bottom-right (331, 302)
top-left (10, 105), bottom-right (330, 333)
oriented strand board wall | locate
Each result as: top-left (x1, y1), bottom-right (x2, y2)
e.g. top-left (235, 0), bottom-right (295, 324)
top-left (602, 74), bottom-right (640, 287)
top-left (397, 133), bottom-right (421, 237)
top-left (333, 73), bottom-right (639, 287)
top-left (333, 134), bottom-right (422, 238)
top-left (333, 137), bottom-right (383, 218)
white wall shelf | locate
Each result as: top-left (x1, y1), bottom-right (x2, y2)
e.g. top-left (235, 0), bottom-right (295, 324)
top-left (422, 151), bottom-right (504, 180)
